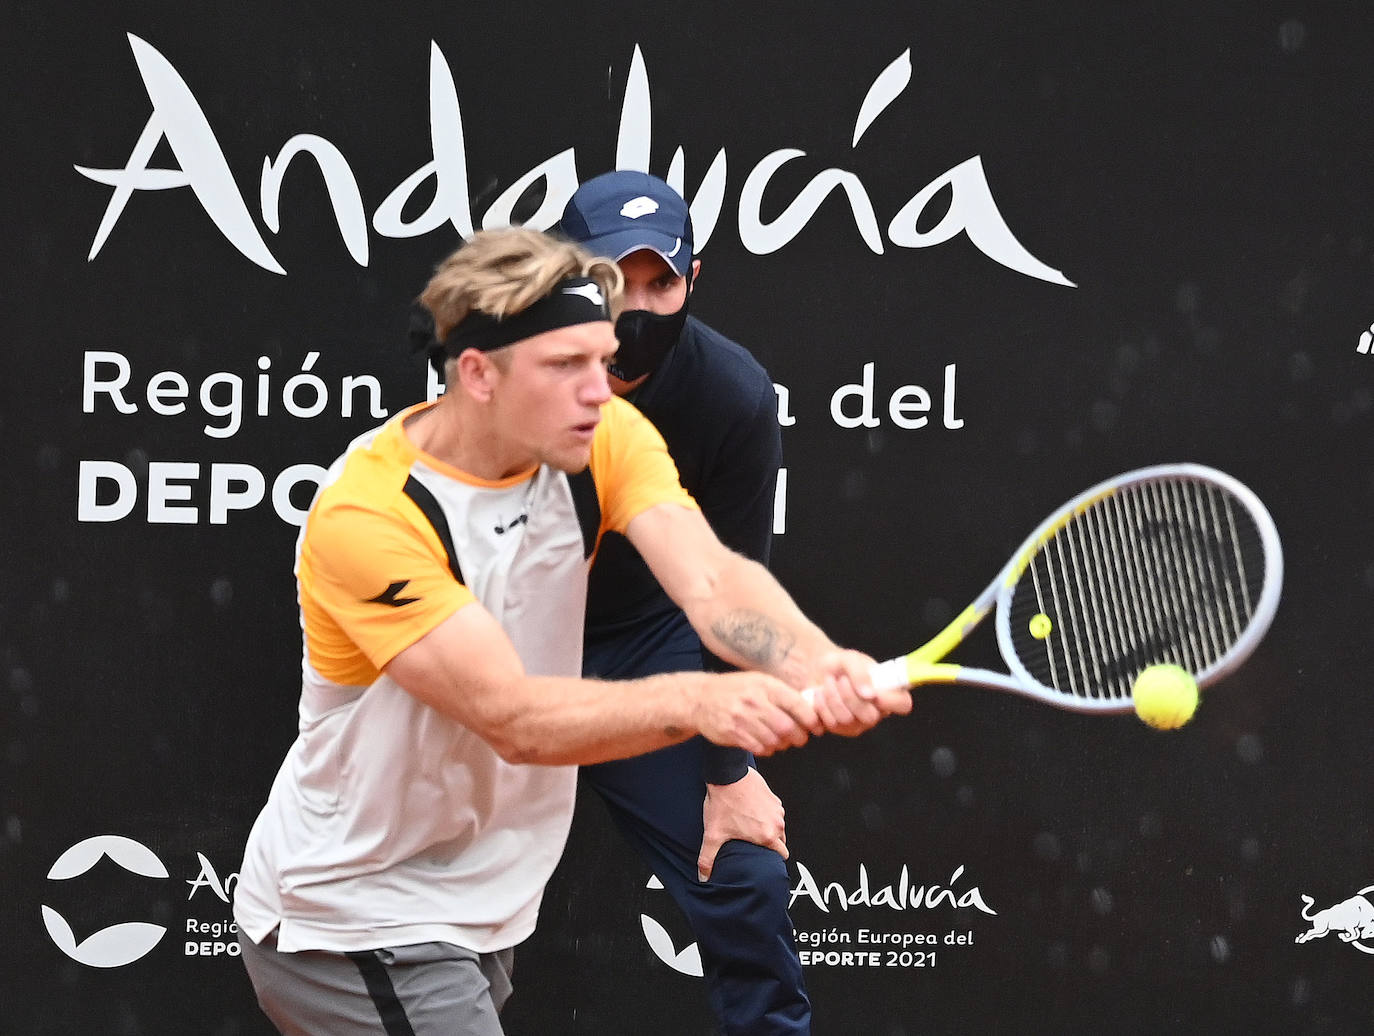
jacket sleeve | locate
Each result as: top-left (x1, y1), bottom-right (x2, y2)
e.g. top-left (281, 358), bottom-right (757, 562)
top-left (697, 374), bottom-right (783, 785)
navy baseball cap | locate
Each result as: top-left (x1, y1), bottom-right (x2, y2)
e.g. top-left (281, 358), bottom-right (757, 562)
top-left (559, 171), bottom-right (694, 276)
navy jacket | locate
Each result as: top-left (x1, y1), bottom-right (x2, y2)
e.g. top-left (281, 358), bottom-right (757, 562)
top-left (583, 315), bottom-right (782, 784)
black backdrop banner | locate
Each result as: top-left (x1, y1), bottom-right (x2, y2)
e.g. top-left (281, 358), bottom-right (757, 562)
top-left (5, 2), bottom-right (1374, 1032)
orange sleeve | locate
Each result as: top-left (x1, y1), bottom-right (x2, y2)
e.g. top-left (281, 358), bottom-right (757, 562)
top-left (590, 396), bottom-right (698, 533)
top-left (300, 493), bottom-right (475, 680)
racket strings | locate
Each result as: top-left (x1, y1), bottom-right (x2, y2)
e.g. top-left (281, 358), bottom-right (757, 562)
top-left (1009, 478), bottom-right (1266, 700)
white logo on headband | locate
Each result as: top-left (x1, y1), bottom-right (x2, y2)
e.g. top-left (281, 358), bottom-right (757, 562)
top-left (561, 283), bottom-right (605, 308)
top-left (620, 196), bottom-right (659, 219)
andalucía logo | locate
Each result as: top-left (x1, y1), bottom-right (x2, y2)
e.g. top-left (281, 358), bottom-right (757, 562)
top-left (77, 38), bottom-right (1073, 286)
top-left (42, 834), bottom-right (242, 968)
top-left (42, 835), bottom-right (170, 968)
top-left (639, 861), bottom-right (997, 977)
top-left (1295, 887), bottom-right (1374, 953)
top-left (640, 874), bottom-right (703, 977)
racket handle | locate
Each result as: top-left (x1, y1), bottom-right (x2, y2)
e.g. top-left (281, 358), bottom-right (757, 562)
top-left (799, 657), bottom-right (909, 706)
top-left (869, 657), bottom-right (910, 692)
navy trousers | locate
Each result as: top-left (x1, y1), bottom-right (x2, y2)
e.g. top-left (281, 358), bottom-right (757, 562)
top-left (583, 620), bottom-right (810, 1035)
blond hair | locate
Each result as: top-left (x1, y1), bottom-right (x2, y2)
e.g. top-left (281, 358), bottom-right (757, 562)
top-left (419, 227), bottom-right (624, 341)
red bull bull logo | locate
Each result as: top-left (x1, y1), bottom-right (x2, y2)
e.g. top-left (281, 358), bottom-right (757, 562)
top-left (1295, 887), bottom-right (1374, 953)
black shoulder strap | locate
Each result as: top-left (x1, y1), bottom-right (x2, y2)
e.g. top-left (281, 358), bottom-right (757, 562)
top-left (402, 475), bottom-right (464, 583)
top-left (567, 467), bottom-right (600, 559)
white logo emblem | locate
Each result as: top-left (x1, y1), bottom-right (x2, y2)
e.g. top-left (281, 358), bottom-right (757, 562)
top-left (1357, 322), bottom-right (1374, 354)
top-left (639, 874), bottom-right (703, 977)
top-left (43, 835), bottom-right (170, 968)
top-left (619, 196), bottom-right (659, 219)
top-left (1295, 887), bottom-right (1374, 952)
top-left (561, 282), bottom-right (605, 308)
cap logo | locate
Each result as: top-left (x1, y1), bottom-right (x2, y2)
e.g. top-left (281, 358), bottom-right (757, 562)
top-left (561, 282), bottom-right (605, 308)
top-left (620, 196), bottom-right (660, 219)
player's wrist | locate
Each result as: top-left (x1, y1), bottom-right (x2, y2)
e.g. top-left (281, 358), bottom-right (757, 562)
top-left (674, 672), bottom-right (718, 739)
top-left (778, 635), bottom-right (846, 688)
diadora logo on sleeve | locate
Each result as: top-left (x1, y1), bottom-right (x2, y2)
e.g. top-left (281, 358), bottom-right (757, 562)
top-left (1295, 887), bottom-right (1374, 953)
top-left (367, 579), bottom-right (420, 607)
top-left (43, 834), bottom-right (244, 968)
top-left (76, 39), bottom-right (1073, 286)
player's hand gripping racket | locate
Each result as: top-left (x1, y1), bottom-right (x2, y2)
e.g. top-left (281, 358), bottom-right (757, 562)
top-left (856, 464), bottom-right (1283, 713)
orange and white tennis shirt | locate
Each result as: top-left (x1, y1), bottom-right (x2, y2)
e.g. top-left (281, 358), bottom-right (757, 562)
top-left (234, 395), bottom-right (696, 955)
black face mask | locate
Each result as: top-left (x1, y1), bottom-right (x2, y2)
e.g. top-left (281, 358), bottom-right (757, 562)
top-left (610, 301), bottom-right (688, 382)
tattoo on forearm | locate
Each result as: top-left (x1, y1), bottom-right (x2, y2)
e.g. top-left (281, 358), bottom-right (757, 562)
top-left (711, 611), bottom-right (795, 669)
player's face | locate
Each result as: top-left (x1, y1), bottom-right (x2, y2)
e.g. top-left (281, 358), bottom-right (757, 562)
top-left (491, 321), bottom-right (617, 474)
top-left (618, 250), bottom-right (690, 315)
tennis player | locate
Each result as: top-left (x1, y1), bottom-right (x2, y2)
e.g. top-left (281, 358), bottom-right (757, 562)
top-left (233, 227), bottom-right (910, 1036)
top-left (560, 171), bottom-right (811, 1034)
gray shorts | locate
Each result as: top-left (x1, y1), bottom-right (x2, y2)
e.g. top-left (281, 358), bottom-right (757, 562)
top-left (240, 930), bottom-right (515, 1036)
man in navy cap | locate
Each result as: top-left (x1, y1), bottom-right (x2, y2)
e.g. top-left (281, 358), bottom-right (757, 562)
top-left (560, 171), bottom-right (809, 1035)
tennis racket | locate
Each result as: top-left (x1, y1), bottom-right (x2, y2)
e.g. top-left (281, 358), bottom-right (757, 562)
top-left (858, 463), bottom-right (1283, 713)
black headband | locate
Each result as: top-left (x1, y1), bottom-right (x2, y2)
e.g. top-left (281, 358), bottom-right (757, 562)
top-left (441, 276), bottom-right (611, 359)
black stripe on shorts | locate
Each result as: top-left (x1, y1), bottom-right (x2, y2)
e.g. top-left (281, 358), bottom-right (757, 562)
top-left (346, 951), bottom-right (418, 1036)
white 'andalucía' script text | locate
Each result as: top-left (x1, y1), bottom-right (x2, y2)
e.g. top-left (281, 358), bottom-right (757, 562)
top-left (791, 863), bottom-right (997, 915)
top-left (76, 36), bottom-right (1074, 286)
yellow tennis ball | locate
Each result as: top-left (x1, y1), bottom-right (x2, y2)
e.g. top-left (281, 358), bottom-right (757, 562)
top-left (1132, 664), bottom-right (1199, 730)
top-left (1028, 613), bottom-right (1053, 640)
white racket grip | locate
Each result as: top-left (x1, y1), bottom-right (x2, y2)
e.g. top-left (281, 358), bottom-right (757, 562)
top-left (799, 657), bottom-right (909, 706)
top-left (869, 657), bottom-right (911, 693)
